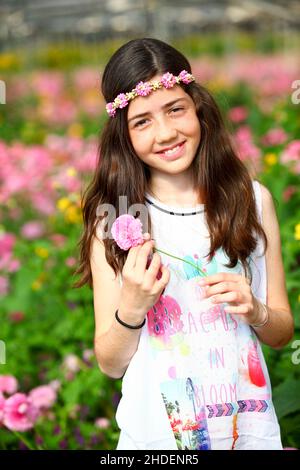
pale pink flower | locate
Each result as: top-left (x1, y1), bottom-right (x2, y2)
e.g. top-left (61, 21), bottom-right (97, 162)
top-left (49, 380), bottom-right (61, 392)
top-left (281, 140), bottom-right (300, 163)
top-left (228, 106), bottom-right (248, 123)
top-left (29, 385), bottom-right (57, 410)
top-left (233, 126), bottom-right (261, 162)
top-left (83, 349), bottom-right (94, 362)
top-left (63, 354), bottom-right (81, 373)
top-left (111, 214), bottom-right (144, 250)
top-left (49, 233), bottom-right (66, 248)
top-left (281, 140), bottom-right (300, 174)
top-left (95, 417), bottom-right (110, 429)
top-left (31, 193), bottom-right (55, 215)
top-left (32, 71), bottom-right (64, 98)
top-left (0, 375), bottom-right (18, 395)
top-left (3, 393), bottom-right (39, 431)
top-left (7, 259), bottom-right (21, 273)
top-left (261, 128), bottom-right (288, 146)
top-left (21, 221), bottom-right (45, 240)
top-left (65, 257), bottom-right (76, 267)
top-left (73, 67), bottom-right (99, 91)
top-left (0, 252), bottom-right (11, 270)
top-left (0, 276), bottom-right (9, 296)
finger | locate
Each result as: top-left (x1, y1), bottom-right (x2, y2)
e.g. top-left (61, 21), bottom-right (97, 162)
top-left (144, 252), bottom-right (162, 284)
top-left (206, 281), bottom-right (238, 297)
top-left (125, 243), bottom-right (143, 269)
top-left (143, 232), bottom-right (151, 241)
top-left (210, 291), bottom-right (242, 304)
top-left (223, 305), bottom-right (249, 315)
top-left (154, 265), bottom-right (170, 292)
top-left (200, 272), bottom-right (241, 286)
top-left (135, 240), bottom-right (155, 276)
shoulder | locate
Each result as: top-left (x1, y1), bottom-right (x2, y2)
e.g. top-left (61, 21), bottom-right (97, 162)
top-left (258, 181), bottom-right (273, 205)
top-left (252, 180), bottom-right (275, 224)
top-left (254, 181), bottom-right (292, 315)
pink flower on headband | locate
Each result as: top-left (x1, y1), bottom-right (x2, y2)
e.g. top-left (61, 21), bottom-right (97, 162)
top-left (161, 72), bottom-right (177, 89)
top-left (115, 93), bottom-right (128, 109)
top-left (135, 81), bottom-right (152, 96)
top-left (178, 70), bottom-right (194, 84)
top-left (105, 70), bottom-right (195, 117)
top-left (111, 214), bottom-right (144, 250)
top-left (106, 102), bottom-right (116, 117)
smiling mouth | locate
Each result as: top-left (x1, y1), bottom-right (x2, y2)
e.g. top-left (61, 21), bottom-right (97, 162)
top-left (156, 141), bottom-right (186, 156)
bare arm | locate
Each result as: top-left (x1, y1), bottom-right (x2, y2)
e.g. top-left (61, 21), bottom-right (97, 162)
top-left (91, 236), bottom-right (144, 379)
top-left (251, 183), bottom-right (294, 349)
top-left (91, 234), bottom-right (169, 379)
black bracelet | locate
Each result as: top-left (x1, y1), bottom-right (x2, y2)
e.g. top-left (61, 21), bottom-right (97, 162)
top-left (115, 309), bottom-right (146, 330)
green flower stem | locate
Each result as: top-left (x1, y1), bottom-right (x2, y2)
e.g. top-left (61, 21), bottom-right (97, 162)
top-left (153, 247), bottom-right (208, 277)
top-left (13, 431), bottom-right (36, 450)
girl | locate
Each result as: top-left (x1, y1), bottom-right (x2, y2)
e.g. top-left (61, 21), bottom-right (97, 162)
top-left (75, 38), bottom-right (294, 450)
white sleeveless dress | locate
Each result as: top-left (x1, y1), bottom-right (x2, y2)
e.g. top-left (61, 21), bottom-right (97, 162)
top-left (115, 180), bottom-right (282, 450)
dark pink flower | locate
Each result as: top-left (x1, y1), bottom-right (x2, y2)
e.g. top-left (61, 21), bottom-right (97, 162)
top-left (161, 72), bottom-right (177, 89)
top-left (135, 81), bottom-right (152, 96)
top-left (228, 106), bottom-right (248, 123)
top-left (3, 393), bottom-right (39, 431)
top-left (0, 233), bottom-right (16, 257)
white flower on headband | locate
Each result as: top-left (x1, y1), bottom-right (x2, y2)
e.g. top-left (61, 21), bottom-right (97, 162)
top-left (105, 70), bottom-right (195, 118)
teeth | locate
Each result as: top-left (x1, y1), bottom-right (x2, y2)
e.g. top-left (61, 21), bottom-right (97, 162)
top-left (163, 145), bottom-right (180, 155)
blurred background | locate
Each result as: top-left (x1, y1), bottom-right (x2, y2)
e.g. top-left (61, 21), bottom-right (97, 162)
top-left (0, 0), bottom-right (300, 450)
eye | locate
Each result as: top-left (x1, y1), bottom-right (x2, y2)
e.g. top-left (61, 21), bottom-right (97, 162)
top-left (171, 107), bottom-right (184, 113)
top-left (134, 119), bottom-right (148, 128)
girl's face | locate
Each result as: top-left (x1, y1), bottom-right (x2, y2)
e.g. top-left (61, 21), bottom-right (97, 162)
top-left (127, 74), bottom-right (201, 176)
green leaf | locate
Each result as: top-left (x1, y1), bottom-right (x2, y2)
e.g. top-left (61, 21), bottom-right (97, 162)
top-left (273, 378), bottom-right (300, 419)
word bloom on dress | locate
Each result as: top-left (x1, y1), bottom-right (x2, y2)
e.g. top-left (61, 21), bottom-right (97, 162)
top-left (105, 70), bottom-right (195, 118)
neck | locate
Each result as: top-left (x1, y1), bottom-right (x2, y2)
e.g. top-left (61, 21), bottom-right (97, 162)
top-left (147, 170), bottom-right (202, 206)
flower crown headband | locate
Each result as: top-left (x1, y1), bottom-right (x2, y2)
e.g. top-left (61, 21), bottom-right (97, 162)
top-left (105, 70), bottom-right (195, 118)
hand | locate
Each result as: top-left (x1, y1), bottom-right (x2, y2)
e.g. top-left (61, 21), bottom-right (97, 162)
top-left (119, 234), bottom-right (170, 324)
top-left (200, 272), bottom-right (263, 325)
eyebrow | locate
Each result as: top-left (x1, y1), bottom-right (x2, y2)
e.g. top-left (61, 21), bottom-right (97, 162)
top-left (128, 97), bottom-right (188, 124)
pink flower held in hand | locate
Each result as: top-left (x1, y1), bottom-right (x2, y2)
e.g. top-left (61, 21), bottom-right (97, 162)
top-left (29, 385), bottom-right (57, 410)
top-left (0, 375), bottom-right (18, 395)
top-left (3, 393), bottom-right (39, 431)
top-left (111, 214), bottom-right (144, 250)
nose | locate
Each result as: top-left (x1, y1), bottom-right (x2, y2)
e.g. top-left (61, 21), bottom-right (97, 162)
top-left (154, 119), bottom-right (178, 144)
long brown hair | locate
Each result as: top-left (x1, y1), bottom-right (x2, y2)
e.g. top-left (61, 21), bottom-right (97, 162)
top-left (73, 37), bottom-right (267, 289)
